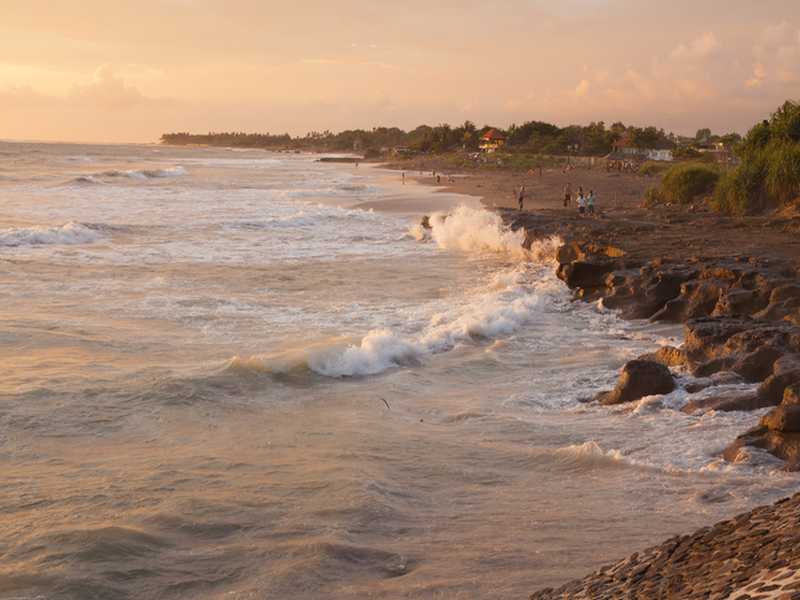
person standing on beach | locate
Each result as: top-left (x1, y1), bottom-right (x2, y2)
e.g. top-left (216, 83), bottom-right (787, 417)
top-left (563, 182), bottom-right (572, 208)
top-left (587, 190), bottom-right (596, 215)
top-left (577, 191), bottom-right (586, 215)
top-left (402, 172), bottom-right (405, 185)
top-left (517, 185), bottom-right (526, 211)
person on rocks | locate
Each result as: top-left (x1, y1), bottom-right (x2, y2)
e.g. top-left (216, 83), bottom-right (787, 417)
top-left (587, 190), bottom-right (596, 215)
top-left (577, 191), bottom-right (586, 215)
top-left (517, 185), bottom-right (526, 211)
top-left (563, 182), bottom-right (572, 208)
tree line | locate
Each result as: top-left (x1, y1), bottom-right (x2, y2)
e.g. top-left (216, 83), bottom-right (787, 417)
top-left (161, 120), bottom-right (740, 157)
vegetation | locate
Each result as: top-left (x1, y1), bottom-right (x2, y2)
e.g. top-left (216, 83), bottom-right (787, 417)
top-left (639, 161), bottom-right (671, 177)
top-left (161, 120), bottom-right (678, 157)
top-left (644, 163), bottom-right (720, 206)
top-left (713, 101), bottom-right (800, 215)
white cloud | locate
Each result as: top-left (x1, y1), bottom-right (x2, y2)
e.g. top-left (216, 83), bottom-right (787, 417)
top-left (671, 32), bottom-right (719, 60)
top-left (69, 64), bottom-right (147, 108)
top-left (574, 79), bottom-right (590, 97)
top-left (745, 63), bottom-right (766, 88)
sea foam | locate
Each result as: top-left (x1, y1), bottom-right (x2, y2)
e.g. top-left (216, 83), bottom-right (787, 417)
top-left (231, 206), bottom-right (563, 378)
top-left (0, 222), bottom-right (102, 247)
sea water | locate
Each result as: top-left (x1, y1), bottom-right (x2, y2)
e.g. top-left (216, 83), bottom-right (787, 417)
top-left (0, 141), bottom-right (796, 599)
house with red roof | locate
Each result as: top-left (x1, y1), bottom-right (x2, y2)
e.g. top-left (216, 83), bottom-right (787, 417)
top-left (479, 129), bottom-right (506, 153)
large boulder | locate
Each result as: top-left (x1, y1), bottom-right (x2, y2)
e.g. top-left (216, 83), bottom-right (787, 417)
top-left (557, 259), bottom-right (617, 290)
top-left (595, 360), bottom-right (675, 405)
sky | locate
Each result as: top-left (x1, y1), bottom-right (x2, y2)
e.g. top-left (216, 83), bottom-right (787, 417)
top-left (1, 0), bottom-right (800, 143)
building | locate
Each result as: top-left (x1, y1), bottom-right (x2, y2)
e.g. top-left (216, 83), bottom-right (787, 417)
top-left (479, 129), bottom-right (506, 153)
top-left (646, 149), bottom-right (674, 162)
top-left (611, 134), bottom-right (673, 162)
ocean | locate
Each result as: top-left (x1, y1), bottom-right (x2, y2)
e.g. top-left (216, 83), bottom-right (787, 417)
top-left (0, 141), bottom-right (796, 599)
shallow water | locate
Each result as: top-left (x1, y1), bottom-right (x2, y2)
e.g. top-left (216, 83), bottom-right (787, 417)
top-left (0, 141), bottom-right (796, 599)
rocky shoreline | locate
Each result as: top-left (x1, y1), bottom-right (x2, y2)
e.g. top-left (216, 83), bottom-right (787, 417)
top-left (499, 207), bottom-right (800, 470)
top-left (493, 206), bottom-right (800, 599)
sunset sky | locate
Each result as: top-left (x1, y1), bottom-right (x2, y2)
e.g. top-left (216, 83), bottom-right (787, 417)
top-left (2, 0), bottom-right (800, 143)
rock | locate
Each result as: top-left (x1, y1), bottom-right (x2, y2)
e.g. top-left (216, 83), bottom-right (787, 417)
top-left (784, 384), bottom-right (800, 405)
top-left (757, 371), bottom-right (800, 407)
top-left (557, 259), bottom-right (617, 290)
top-left (732, 345), bottom-right (784, 383)
top-left (692, 357), bottom-right (735, 378)
top-left (685, 279), bottom-right (729, 319)
top-left (638, 346), bottom-right (687, 368)
top-left (712, 288), bottom-right (767, 317)
top-left (753, 297), bottom-right (800, 322)
top-left (761, 405), bottom-right (800, 433)
top-left (756, 355), bottom-right (800, 405)
top-left (684, 371), bottom-right (745, 393)
top-left (773, 354), bottom-right (800, 375)
top-left (649, 297), bottom-right (688, 323)
top-left (682, 392), bottom-right (764, 415)
top-left (683, 317), bottom-right (752, 364)
top-left (596, 360), bottom-right (676, 405)
top-left (724, 426), bottom-right (800, 466)
top-left (770, 284), bottom-right (800, 304)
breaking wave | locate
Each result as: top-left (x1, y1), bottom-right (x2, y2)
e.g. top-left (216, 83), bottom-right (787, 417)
top-left (0, 222), bottom-right (102, 247)
top-left (412, 205), bottom-right (560, 262)
top-left (229, 207), bottom-right (563, 378)
top-left (69, 166), bottom-right (186, 184)
top-left (551, 441), bottom-right (629, 469)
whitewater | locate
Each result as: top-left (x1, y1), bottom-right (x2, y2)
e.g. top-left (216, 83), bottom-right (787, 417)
top-left (0, 141), bottom-right (796, 600)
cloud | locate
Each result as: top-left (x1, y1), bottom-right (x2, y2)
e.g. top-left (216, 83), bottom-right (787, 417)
top-left (0, 85), bottom-right (53, 108)
top-left (671, 32), bottom-right (719, 60)
top-left (745, 63), bottom-right (767, 88)
top-left (69, 64), bottom-right (148, 108)
top-left (574, 79), bottom-right (590, 97)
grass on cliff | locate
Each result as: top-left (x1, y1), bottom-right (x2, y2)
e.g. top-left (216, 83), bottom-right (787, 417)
top-left (713, 100), bottom-right (800, 215)
top-left (644, 162), bottom-right (720, 206)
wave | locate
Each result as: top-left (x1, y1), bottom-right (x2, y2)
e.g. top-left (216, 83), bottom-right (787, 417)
top-left (229, 267), bottom-right (549, 378)
top-left (227, 207), bottom-right (562, 378)
top-left (0, 222), bottom-right (102, 247)
top-left (72, 175), bottom-right (100, 184)
top-left (68, 166), bottom-right (186, 185)
top-left (551, 441), bottom-right (629, 469)
top-left (412, 205), bottom-right (560, 262)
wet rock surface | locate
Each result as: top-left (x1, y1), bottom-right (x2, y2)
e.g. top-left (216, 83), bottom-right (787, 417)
top-left (500, 207), bottom-right (800, 467)
top-left (594, 360), bottom-right (675, 405)
top-left (530, 492), bottom-right (800, 600)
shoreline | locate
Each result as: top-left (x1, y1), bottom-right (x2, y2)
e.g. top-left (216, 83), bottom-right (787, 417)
top-left (404, 164), bottom-right (800, 597)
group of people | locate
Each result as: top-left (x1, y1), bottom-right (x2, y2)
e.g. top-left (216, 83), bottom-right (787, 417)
top-left (514, 182), bottom-right (597, 215)
top-left (563, 183), bottom-right (596, 215)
